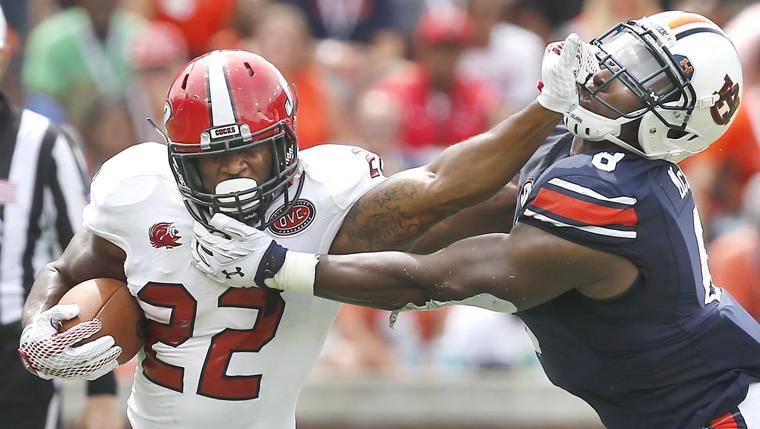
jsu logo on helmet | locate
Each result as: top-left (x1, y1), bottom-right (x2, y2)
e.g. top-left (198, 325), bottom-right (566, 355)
top-left (268, 200), bottom-right (316, 236)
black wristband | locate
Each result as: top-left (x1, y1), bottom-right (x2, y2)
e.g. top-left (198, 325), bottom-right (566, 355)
top-left (86, 370), bottom-right (117, 396)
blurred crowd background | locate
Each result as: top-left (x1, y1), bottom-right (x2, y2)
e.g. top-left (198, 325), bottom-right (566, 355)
top-left (4, 0), bottom-right (760, 424)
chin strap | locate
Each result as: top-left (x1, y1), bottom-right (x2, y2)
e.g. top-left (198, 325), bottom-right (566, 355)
top-left (563, 105), bottom-right (662, 160)
top-left (564, 105), bottom-right (627, 140)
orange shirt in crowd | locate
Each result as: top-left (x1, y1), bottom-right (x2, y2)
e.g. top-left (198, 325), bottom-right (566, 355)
top-left (152, 0), bottom-right (236, 57)
top-left (680, 96), bottom-right (760, 216)
top-left (709, 227), bottom-right (760, 321)
top-left (292, 65), bottom-right (332, 150)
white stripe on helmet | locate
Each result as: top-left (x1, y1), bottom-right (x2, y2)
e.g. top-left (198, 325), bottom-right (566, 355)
top-left (207, 50), bottom-right (236, 126)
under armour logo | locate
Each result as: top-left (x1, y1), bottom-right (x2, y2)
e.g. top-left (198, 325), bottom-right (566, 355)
top-left (222, 267), bottom-right (245, 279)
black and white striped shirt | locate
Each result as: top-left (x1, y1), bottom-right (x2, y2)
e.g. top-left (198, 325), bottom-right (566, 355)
top-left (0, 92), bottom-right (89, 325)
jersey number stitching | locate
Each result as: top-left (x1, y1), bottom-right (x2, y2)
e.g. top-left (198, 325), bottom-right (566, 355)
top-left (138, 282), bottom-right (286, 400)
top-left (591, 152), bottom-right (625, 172)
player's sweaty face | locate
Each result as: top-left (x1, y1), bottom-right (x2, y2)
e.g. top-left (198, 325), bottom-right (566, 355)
top-left (197, 144), bottom-right (274, 192)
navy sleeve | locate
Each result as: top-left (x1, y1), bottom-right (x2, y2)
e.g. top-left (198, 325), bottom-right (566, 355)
top-left (518, 170), bottom-right (640, 260)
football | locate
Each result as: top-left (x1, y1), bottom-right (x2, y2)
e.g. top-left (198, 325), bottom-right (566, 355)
top-left (58, 278), bottom-right (145, 365)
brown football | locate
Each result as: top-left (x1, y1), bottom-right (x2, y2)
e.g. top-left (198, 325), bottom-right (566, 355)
top-left (58, 278), bottom-right (145, 365)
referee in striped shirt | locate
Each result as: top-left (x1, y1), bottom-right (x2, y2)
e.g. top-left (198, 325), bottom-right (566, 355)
top-left (0, 7), bottom-right (121, 429)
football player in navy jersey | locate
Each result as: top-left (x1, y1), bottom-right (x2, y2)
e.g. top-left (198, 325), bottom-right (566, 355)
top-left (195, 11), bottom-right (760, 429)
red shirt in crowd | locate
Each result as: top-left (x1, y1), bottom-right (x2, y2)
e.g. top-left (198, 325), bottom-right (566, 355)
top-left (376, 64), bottom-right (499, 151)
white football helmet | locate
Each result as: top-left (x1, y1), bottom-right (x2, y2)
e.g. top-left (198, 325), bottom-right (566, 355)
top-left (563, 11), bottom-right (743, 163)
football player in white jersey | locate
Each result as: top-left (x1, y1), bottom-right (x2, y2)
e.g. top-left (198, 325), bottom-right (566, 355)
top-left (17, 37), bottom-right (587, 428)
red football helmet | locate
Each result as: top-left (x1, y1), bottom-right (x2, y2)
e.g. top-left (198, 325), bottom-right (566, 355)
top-left (164, 50), bottom-right (302, 229)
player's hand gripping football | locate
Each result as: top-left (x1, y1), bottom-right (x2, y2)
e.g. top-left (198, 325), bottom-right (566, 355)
top-left (536, 33), bottom-right (600, 113)
top-left (18, 304), bottom-right (120, 381)
top-left (192, 214), bottom-right (318, 292)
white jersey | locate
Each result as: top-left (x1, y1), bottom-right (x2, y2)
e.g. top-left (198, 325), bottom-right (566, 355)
top-left (82, 142), bottom-right (385, 429)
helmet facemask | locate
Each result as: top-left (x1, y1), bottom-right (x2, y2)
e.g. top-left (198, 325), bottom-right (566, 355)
top-left (565, 19), bottom-right (700, 161)
top-left (168, 120), bottom-right (303, 230)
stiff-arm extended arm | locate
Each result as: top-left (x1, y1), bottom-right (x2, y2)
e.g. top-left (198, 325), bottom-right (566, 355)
top-left (192, 215), bottom-right (638, 310)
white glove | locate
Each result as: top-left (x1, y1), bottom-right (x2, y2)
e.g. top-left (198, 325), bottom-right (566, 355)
top-left (18, 304), bottom-right (120, 381)
top-left (192, 214), bottom-right (319, 293)
top-left (536, 33), bottom-right (599, 113)
top-left (192, 214), bottom-right (289, 288)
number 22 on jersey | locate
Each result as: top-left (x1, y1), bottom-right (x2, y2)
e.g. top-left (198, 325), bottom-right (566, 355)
top-left (137, 282), bottom-right (285, 400)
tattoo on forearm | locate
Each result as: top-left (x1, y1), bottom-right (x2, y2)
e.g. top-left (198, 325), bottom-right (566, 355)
top-left (343, 182), bottom-right (426, 251)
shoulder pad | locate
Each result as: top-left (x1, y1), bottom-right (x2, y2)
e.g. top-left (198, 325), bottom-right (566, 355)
top-left (300, 145), bottom-right (386, 209)
top-left (89, 143), bottom-right (173, 208)
top-left (84, 143), bottom-right (176, 249)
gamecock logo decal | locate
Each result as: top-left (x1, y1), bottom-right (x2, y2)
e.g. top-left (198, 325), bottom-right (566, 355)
top-left (149, 222), bottom-right (182, 249)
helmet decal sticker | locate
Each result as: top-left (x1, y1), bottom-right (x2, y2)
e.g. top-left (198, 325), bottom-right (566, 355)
top-left (163, 101), bottom-right (172, 127)
top-left (710, 74), bottom-right (740, 126)
top-left (209, 124), bottom-right (241, 141)
top-left (673, 54), bottom-right (694, 79)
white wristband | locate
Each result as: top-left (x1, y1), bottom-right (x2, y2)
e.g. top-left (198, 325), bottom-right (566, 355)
top-left (264, 251), bottom-right (318, 294)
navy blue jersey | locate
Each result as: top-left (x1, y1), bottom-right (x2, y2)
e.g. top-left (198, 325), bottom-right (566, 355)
top-left (514, 126), bottom-right (760, 429)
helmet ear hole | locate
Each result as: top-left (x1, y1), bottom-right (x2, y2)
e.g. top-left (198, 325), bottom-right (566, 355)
top-left (667, 128), bottom-right (688, 139)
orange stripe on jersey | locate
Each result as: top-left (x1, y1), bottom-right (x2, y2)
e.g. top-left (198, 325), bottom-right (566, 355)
top-left (532, 188), bottom-right (638, 227)
top-left (709, 411), bottom-right (740, 429)
top-left (668, 14), bottom-right (711, 29)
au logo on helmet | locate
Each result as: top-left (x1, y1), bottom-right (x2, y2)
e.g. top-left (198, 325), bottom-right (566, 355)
top-left (711, 75), bottom-right (740, 126)
top-left (674, 54), bottom-right (694, 78)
